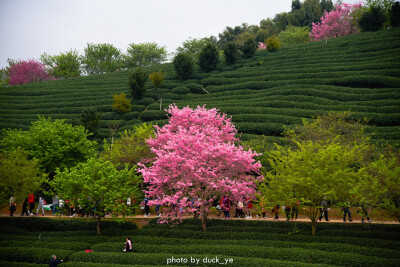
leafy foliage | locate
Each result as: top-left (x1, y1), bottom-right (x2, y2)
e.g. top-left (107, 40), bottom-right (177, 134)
top-left (359, 5), bottom-right (386, 32)
top-left (125, 42), bottom-right (167, 68)
top-left (266, 35), bottom-right (282, 51)
top-left (128, 68), bottom-right (148, 99)
top-left (8, 59), bottom-right (53, 85)
top-left (224, 42), bottom-right (239, 64)
top-left (102, 123), bottom-right (154, 170)
top-left (198, 43), bottom-right (219, 72)
top-left (0, 117), bottom-right (96, 177)
top-left (0, 148), bottom-right (45, 207)
top-left (240, 37), bottom-right (258, 58)
top-left (172, 52), bottom-right (194, 80)
top-left (79, 107), bottom-right (101, 136)
top-left (51, 157), bottom-right (140, 234)
top-left (149, 70), bottom-right (166, 88)
top-left (81, 43), bottom-right (124, 75)
top-left (176, 37), bottom-right (216, 62)
top-left (40, 50), bottom-right (81, 78)
top-left (278, 26), bottom-right (310, 45)
top-left (112, 92), bottom-right (132, 114)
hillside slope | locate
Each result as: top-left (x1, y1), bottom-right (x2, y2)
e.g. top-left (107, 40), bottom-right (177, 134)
top-left (1, 29), bottom-right (399, 145)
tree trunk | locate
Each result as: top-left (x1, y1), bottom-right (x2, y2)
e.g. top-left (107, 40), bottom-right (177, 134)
top-left (311, 220), bottom-right (317, 236)
top-left (97, 216), bottom-right (101, 235)
top-left (200, 205), bottom-right (207, 232)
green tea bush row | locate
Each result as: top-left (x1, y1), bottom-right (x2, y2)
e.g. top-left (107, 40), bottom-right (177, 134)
top-left (0, 217), bottom-right (137, 232)
top-left (73, 244), bottom-right (400, 266)
top-left (0, 247), bottom-right (73, 264)
top-left (99, 236), bottom-right (399, 259)
top-left (140, 110), bottom-right (167, 121)
top-left (69, 251), bottom-right (328, 267)
top-left (0, 241), bottom-right (90, 251)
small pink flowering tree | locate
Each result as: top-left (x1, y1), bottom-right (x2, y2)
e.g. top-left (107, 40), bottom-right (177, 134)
top-left (310, 3), bottom-right (363, 41)
top-left (258, 42), bottom-right (267, 50)
top-left (139, 105), bottom-right (262, 231)
top-left (8, 59), bottom-right (53, 85)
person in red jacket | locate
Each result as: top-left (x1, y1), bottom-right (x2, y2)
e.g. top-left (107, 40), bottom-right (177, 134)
top-left (246, 198), bottom-right (253, 219)
top-left (28, 193), bottom-right (35, 215)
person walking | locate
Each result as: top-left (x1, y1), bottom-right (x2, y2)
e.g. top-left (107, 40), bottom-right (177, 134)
top-left (318, 196), bottom-right (329, 221)
top-left (359, 204), bottom-right (372, 223)
top-left (49, 255), bottom-right (63, 266)
top-left (144, 195), bottom-right (150, 217)
top-left (246, 198), bottom-right (253, 219)
top-left (342, 200), bottom-right (352, 222)
top-left (36, 194), bottom-right (45, 216)
top-left (291, 199), bottom-right (299, 220)
top-left (28, 193), bottom-right (35, 215)
top-left (273, 204), bottom-right (280, 220)
top-left (52, 195), bottom-right (59, 215)
top-left (21, 198), bottom-right (29, 216)
top-left (222, 195), bottom-right (231, 219)
top-left (9, 195), bottom-right (16, 216)
top-left (285, 204), bottom-right (292, 221)
top-left (124, 237), bottom-right (132, 252)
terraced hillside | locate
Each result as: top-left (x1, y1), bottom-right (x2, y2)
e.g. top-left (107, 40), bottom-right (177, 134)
top-left (1, 29), bottom-right (399, 144)
top-left (1, 217), bottom-right (400, 266)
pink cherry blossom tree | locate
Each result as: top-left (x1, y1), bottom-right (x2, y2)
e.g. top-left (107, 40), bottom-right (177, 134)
top-left (139, 105), bottom-right (262, 231)
top-left (8, 59), bottom-right (54, 85)
top-left (310, 3), bottom-right (363, 41)
top-left (258, 42), bottom-right (267, 50)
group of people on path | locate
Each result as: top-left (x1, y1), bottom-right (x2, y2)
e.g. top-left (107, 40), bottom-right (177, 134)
top-left (9, 194), bottom-right (60, 217)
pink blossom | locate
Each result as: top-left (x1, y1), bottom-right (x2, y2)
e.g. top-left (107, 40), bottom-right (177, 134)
top-left (258, 42), bottom-right (267, 50)
top-left (310, 3), bottom-right (362, 41)
top-left (139, 105), bottom-right (262, 225)
top-left (9, 59), bottom-right (54, 85)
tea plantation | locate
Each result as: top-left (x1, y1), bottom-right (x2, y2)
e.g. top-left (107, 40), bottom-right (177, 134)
top-left (0, 29), bottom-right (399, 145)
top-left (0, 217), bottom-right (399, 266)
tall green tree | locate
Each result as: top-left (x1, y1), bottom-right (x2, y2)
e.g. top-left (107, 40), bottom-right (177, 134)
top-left (51, 157), bottom-right (140, 234)
top-left (40, 50), bottom-right (81, 78)
top-left (81, 43), bottom-right (124, 75)
top-left (0, 148), bottom-right (46, 207)
top-left (224, 42), bottom-right (239, 64)
top-left (240, 37), bottom-right (258, 58)
top-left (198, 43), bottom-right (219, 72)
top-left (259, 112), bottom-right (372, 235)
top-left (0, 117), bottom-right (96, 178)
top-left (125, 42), bottom-right (168, 68)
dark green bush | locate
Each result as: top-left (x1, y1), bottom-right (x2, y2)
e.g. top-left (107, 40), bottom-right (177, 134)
top-left (140, 110), bottom-right (167, 121)
top-left (359, 6), bottom-right (386, 32)
top-left (128, 67), bottom-right (148, 99)
top-left (173, 52), bottom-right (194, 80)
top-left (0, 247), bottom-right (73, 264)
top-left (224, 42), bottom-right (239, 64)
top-left (199, 43), bottom-right (219, 72)
top-left (171, 86), bottom-right (190, 94)
top-left (240, 37), bottom-right (258, 58)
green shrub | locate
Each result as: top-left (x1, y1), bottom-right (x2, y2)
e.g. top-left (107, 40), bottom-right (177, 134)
top-left (173, 52), bottom-right (194, 80)
top-left (149, 70), bottom-right (166, 88)
top-left (198, 43), bottom-right (219, 72)
top-left (266, 35), bottom-right (282, 52)
top-left (240, 37), bottom-right (258, 58)
top-left (359, 6), bottom-right (386, 32)
top-left (128, 67), bottom-right (148, 99)
top-left (140, 110), bottom-right (167, 121)
top-left (224, 42), bottom-right (239, 64)
top-left (0, 247), bottom-right (73, 264)
top-left (171, 86), bottom-right (190, 94)
top-left (112, 92), bottom-right (132, 114)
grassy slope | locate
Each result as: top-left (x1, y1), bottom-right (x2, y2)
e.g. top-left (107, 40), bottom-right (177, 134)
top-left (0, 29), bottom-right (399, 145)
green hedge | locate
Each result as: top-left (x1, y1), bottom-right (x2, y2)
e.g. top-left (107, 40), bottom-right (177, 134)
top-left (0, 247), bottom-right (73, 264)
top-left (0, 217), bottom-right (137, 232)
top-left (69, 252), bottom-right (329, 267)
